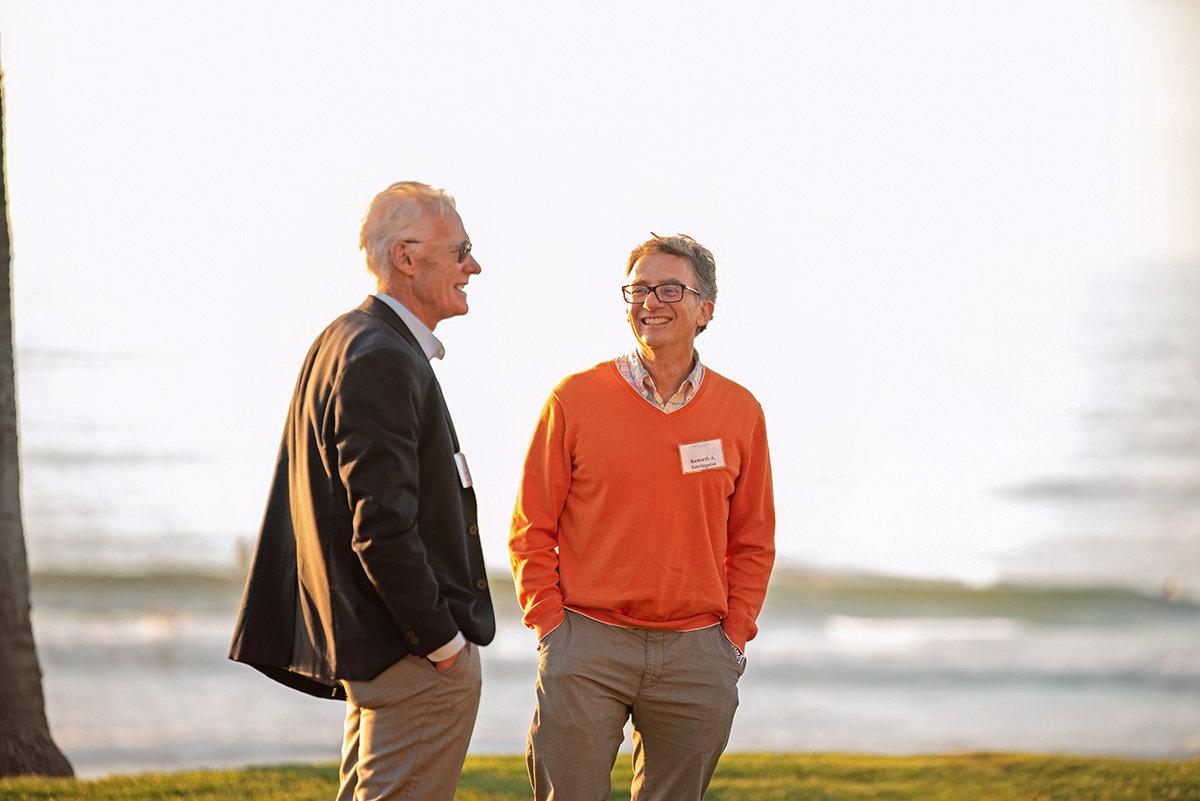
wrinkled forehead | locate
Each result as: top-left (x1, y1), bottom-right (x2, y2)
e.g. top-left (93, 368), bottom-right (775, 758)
top-left (420, 208), bottom-right (468, 241)
top-left (628, 252), bottom-right (696, 286)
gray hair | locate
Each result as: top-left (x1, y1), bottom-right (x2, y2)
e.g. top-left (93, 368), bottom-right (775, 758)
top-left (359, 181), bottom-right (458, 284)
top-left (626, 233), bottom-right (718, 334)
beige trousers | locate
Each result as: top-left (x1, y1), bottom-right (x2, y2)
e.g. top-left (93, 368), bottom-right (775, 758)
top-left (337, 642), bottom-right (481, 801)
top-left (527, 610), bottom-right (744, 801)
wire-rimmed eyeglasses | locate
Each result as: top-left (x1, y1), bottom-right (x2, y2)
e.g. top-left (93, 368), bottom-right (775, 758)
top-left (402, 239), bottom-right (473, 263)
top-left (622, 283), bottom-right (701, 304)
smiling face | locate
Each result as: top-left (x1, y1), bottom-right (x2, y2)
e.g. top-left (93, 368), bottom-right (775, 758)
top-left (626, 251), bottom-right (714, 356)
top-left (389, 210), bottom-right (481, 330)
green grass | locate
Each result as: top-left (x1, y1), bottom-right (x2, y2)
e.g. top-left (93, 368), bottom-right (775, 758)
top-left (1, 753), bottom-right (1198, 800)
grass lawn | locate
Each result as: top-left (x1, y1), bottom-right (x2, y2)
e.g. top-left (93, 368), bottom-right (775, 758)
top-left (1, 752), bottom-right (1198, 800)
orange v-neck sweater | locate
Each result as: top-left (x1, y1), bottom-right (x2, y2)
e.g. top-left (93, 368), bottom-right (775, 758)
top-left (510, 360), bottom-right (775, 651)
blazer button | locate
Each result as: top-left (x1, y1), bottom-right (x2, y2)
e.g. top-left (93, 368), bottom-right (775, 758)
top-left (468, 524), bottom-right (479, 536)
top-left (475, 578), bottom-right (488, 590)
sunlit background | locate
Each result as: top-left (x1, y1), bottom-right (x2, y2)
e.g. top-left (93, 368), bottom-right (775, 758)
top-left (1, 0), bottom-right (1198, 777)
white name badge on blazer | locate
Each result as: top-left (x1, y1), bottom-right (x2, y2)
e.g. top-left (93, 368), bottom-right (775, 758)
top-left (679, 439), bottom-right (725, 475)
top-left (454, 451), bottom-right (473, 488)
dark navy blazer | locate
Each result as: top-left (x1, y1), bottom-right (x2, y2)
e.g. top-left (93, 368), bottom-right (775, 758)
top-left (229, 296), bottom-right (495, 699)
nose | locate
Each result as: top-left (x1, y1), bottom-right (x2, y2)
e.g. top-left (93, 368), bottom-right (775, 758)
top-left (642, 288), bottom-right (665, 309)
top-left (463, 253), bottom-right (481, 275)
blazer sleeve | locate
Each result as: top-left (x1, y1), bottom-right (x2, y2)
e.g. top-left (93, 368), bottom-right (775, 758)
top-left (331, 347), bottom-right (460, 656)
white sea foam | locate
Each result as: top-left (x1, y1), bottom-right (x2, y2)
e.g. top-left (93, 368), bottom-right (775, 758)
top-left (823, 615), bottom-right (1023, 650)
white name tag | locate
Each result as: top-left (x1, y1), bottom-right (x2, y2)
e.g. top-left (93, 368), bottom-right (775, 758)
top-left (454, 451), bottom-right (473, 488)
top-left (679, 439), bottom-right (725, 474)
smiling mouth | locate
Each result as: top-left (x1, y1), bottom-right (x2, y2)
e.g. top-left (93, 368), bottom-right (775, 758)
top-left (641, 316), bottom-right (671, 326)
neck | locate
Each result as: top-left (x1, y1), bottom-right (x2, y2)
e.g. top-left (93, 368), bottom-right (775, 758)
top-left (377, 282), bottom-right (437, 331)
top-left (637, 344), bottom-right (695, 400)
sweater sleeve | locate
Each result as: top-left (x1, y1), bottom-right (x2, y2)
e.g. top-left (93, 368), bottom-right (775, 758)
top-left (509, 393), bottom-right (572, 639)
top-left (721, 407), bottom-right (776, 652)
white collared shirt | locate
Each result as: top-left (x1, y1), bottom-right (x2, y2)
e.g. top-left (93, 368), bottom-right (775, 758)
top-left (371, 291), bottom-right (445, 361)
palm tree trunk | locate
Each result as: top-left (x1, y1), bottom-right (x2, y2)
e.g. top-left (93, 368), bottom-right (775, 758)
top-left (0, 35), bottom-right (74, 779)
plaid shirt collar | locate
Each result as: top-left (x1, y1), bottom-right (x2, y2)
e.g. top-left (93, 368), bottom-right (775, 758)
top-left (616, 349), bottom-right (705, 412)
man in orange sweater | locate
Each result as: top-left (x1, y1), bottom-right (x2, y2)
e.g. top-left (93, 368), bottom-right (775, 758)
top-left (510, 233), bottom-right (776, 801)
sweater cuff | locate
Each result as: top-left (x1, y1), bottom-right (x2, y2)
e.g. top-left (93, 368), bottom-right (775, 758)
top-left (531, 607), bottom-right (565, 642)
top-left (720, 611), bottom-right (757, 652)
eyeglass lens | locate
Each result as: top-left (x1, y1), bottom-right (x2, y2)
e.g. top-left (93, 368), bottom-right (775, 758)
top-left (625, 284), bottom-right (684, 303)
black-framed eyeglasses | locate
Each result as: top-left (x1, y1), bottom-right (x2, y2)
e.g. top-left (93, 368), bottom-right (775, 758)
top-left (622, 283), bottom-right (701, 304)
top-left (402, 239), bottom-right (473, 263)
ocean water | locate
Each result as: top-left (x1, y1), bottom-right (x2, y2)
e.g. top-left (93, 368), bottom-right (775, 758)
top-left (30, 571), bottom-right (1200, 779)
top-left (15, 262), bottom-right (1200, 591)
top-left (13, 259), bottom-right (1200, 776)
top-left (6, 246), bottom-right (1200, 775)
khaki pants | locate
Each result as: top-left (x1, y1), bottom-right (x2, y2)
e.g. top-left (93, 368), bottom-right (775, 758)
top-left (527, 610), bottom-right (744, 801)
top-left (337, 642), bottom-right (481, 801)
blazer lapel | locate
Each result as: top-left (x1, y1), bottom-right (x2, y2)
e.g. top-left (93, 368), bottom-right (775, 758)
top-left (358, 296), bottom-right (462, 453)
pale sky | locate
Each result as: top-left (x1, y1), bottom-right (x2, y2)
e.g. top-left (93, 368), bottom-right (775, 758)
top-left (1, 0), bottom-right (1198, 584)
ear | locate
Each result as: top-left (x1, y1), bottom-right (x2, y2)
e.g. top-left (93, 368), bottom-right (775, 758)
top-left (390, 240), bottom-right (417, 277)
top-left (697, 300), bottom-right (715, 327)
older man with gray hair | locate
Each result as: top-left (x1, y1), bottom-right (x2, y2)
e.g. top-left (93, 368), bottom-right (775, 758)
top-left (511, 233), bottom-right (776, 800)
top-left (230, 181), bottom-right (494, 801)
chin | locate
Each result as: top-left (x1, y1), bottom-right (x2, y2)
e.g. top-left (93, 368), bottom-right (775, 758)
top-left (637, 326), bottom-right (670, 340)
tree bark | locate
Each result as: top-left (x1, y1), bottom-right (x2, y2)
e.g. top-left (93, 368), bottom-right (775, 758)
top-left (0, 36), bottom-right (74, 780)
